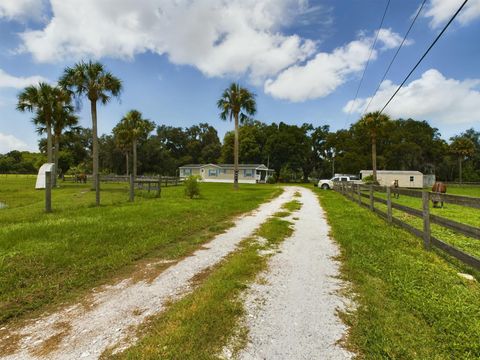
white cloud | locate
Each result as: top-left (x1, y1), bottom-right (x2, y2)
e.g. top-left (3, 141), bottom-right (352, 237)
top-left (263, 28), bottom-right (408, 102)
top-left (0, 133), bottom-right (30, 153)
top-left (18, 0), bottom-right (316, 83)
top-left (343, 69), bottom-right (480, 126)
top-left (0, 69), bottom-right (48, 89)
top-left (264, 38), bottom-right (372, 102)
top-left (0, 0), bottom-right (46, 21)
top-left (376, 28), bottom-right (413, 50)
top-left (423, 0), bottom-right (480, 28)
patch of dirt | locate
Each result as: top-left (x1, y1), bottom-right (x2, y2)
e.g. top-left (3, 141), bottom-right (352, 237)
top-left (31, 322), bottom-right (72, 357)
top-left (0, 330), bottom-right (21, 356)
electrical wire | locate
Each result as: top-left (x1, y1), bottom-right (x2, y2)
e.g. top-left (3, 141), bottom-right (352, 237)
top-left (362, 0), bottom-right (427, 116)
top-left (379, 0), bottom-right (469, 115)
top-left (343, 0), bottom-right (391, 127)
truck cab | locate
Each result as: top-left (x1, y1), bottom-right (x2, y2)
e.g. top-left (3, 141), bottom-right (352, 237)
top-left (318, 175), bottom-right (359, 190)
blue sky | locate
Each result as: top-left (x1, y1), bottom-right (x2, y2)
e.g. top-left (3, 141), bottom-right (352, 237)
top-left (1, 0), bottom-right (479, 153)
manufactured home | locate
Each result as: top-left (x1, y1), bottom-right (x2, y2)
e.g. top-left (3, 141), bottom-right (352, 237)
top-left (360, 170), bottom-right (433, 188)
top-left (179, 164), bottom-right (274, 184)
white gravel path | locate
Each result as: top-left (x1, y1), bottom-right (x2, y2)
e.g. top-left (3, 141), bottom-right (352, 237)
top-left (236, 187), bottom-right (354, 360)
top-left (1, 187), bottom-right (296, 360)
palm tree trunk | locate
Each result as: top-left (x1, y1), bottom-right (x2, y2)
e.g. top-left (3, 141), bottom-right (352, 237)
top-left (459, 157), bottom-right (462, 184)
top-left (372, 132), bottom-right (377, 182)
top-left (46, 120), bottom-right (54, 187)
top-left (54, 134), bottom-right (60, 187)
top-left (91, 100), bottom-right (100, 206)
top-left (126, 152), bottom-right (129, 176)
top-left (133, 138), bottom-right (137, 179)
top-left (234, 112), bottom-right (239, 190)
top-left (46, 119), bottom-right (53, 163)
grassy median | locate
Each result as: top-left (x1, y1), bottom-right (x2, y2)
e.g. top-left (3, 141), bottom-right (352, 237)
top-left (108, 215), bottom-right (295, 359)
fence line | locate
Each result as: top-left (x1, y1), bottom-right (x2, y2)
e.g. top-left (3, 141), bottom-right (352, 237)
top-left (333, 182), bottom-right (480, 271)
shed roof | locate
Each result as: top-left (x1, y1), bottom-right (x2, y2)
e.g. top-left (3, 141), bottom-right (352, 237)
top-left (360, 170), bottom-right (423, 175)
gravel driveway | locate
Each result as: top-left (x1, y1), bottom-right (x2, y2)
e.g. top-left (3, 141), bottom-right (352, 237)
top-left (236, 187), bottom-right (353, 360)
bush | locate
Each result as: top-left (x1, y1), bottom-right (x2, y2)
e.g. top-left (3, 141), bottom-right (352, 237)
top-left (362, 174), bottom-right (379, 185)
top-left (266, 176), bottom-right (276, 184)
top-left (184, 175), bottom-right (201, 199)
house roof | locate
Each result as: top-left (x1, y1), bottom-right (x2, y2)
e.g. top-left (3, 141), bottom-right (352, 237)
top-left (179, 163), bottom-right (270, 170)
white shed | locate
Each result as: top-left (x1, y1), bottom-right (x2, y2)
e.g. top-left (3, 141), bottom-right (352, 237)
top-left (360, 170), bottom-right (424, 188)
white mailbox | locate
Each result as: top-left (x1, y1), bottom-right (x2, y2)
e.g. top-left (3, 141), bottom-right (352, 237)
top-left (35, 163), bottom-right (56, 189)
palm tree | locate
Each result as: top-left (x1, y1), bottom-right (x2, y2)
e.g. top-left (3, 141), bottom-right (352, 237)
top-left (33, 105), bottom-right (78, 185)
top-left (17, 82), bottom-right (56, 163)
top-left (217, 83), bottom-right (256, 190)
top-left (33, 88), bottom-right (78, 182)
top-left (113, 110), bottom-right (154, 179)
top-left (59, 61), bottom-right (122, 205)
top-left (358, 111), bottom-right (391, 182)
top-left (112, 127), bottom-right (131, 176)
top-left (450, 136), bottom-right (475, 184)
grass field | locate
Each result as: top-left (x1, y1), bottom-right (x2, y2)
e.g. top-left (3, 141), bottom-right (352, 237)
top-left (0, 175), bottom-right (281, 324)
top-left (316, 189), bottom-right (480, 359)
top-left (363, 186), bottom-right (480, 259)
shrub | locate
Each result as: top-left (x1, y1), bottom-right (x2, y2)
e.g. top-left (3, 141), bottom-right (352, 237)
top-left (362, 174), bottom-right (379, 185)
top-left (184, 175), bottom-right (201, 199)
top-left (266, 176), bottom-right (276, 184)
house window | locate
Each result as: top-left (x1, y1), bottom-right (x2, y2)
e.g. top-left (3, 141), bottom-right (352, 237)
top-left (410, 176), bottom-right (414, 182)
top-left (208, 169), bottom-right (218, 176)
top-left (222, 169), bottom-right (227, 174)
top-left (244, 169), bottom-right (253, 177)
top-left (182, 168), bottom-right (192, 176)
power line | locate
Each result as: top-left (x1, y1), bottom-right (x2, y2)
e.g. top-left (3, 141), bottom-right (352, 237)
top-left (344, 0), bottom-right (391, 127)
top-left (379, 0), bottom-right (469, 115)
top-left (362, 0), bottom-right (427, 116)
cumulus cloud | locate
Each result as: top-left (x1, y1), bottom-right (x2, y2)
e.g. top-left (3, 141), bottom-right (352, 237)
top-left (0, 69), bottom-right (48, 89)
top-left (343, 69), bottom-right (480, 126)
top-left (423, 0), bottom-right (480, 28)
top-left (263, 28), bottom-right (408, 102)
top-left (0, 0), bottom-right (46, 21)
top-left (376, 28), bottom-right (413, 50)
top-left (18, 0), bottom-right (316, 83)
top-left (0, 133), bottom-right (31, 153)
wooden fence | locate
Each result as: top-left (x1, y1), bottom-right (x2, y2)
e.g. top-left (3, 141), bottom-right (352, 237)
top-left (333, 182), bottom-right (480, 271)
top-left (100, 175), bottom-right (181, 187)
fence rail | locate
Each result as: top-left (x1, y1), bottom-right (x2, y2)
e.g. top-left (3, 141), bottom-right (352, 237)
top-left (333, 182), bottom-right (480, 271)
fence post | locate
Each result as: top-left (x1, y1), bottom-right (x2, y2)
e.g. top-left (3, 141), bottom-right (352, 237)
top-left (157, 177), bottom-right (161, 198)
top-left (129, 174), bottom-right (134, 202)
top-left (386, 186), bottom-right (392, 223)
top-left (45, 171), bottom-right (52, 213)
top-left (369, 185), bottom-right (374, 211)
top-left (422, 191), bottom-right (431, 250)
top-left (357, 184), bottom-right (361, 205)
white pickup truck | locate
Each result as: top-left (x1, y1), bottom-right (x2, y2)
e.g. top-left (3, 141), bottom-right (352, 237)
top-left (318, 175), bottom-right (361, 190)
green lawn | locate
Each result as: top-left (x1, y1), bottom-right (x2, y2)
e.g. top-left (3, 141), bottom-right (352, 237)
top-left (446, 185), bottom-right (480, 197)
top-left (316, 189), bottom-right (480, 359)
top-left (0, 176), bottom-right (281, 324)
top-left (362, 186), bottom-right (480, 259)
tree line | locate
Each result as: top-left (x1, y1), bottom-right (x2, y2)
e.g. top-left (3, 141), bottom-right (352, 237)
top-left (4, 118), bottom-right (478, 183)
top-left (3, 60), bottom-right (479, 186)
